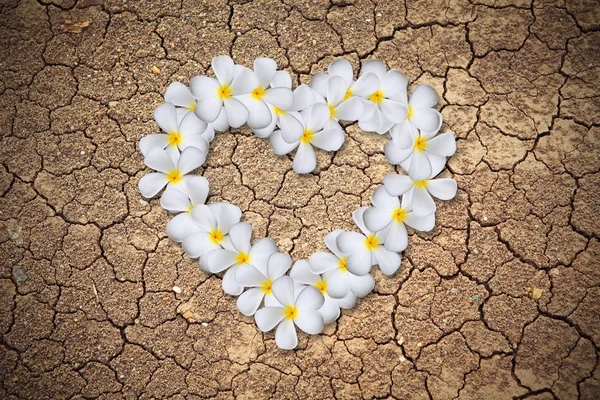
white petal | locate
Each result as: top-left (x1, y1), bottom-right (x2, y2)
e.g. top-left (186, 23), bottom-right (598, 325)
top-left (249, 238), bottom-right (278, 270)
top-left (358, 108), bottom-right (383, 133)
top-left (267, 252), bottom-right (292, 279)
top-left (223, 98), bottom-right (249, 128)
top-left (328, 58), bottom-right (353, 85)
top-left (335, 291), bottom-right (357, 309)
top-left (255, 307), bottom-right (285, 332)
top-left (349, 273), bottom-right (374, 297)
top-left (310, 128), bottom-right (344, 151)
top-left (324, 229), bottom-right (345, 258)
top-left (325, 270), bottom-right (351, 299)
top-left (381, 69), bottom-right (408, 99)
top-left (373, 247), bottom-right (401, 275)
top-left (361, 59), bottom-right (387, 80)
top-left (319, 296), bottom-right (341, 324)
top-left (211, 107), bottom-right (230, 131)
top-left (270, 129), bottom-right (299, 155)
top-left (404, 212), bottom-right (436, 232)
top-left (383, 221), bottom-right (408, 252)
top-left (294, 309), bottom-right (324, 334)
top-left (230, 66), bottom-right (259, 95)
top-left (138, 172), bottom-right (168, 198)
top-left (334, 97), bottom-right (364, 122)
top-left (207, 249), bottom-right (238, 273)
top-left (139, 134), bottom-right (169, 157)
top-left (236, 264), bottom-right (267, 287)
top-left (346, 249), bottom-right (373, 276)
top-left (246, 98), bottom-right (272, 129)
top-left (411, 186), bottom-right (436, 217)
top-left (275, 318), bottom-right (298, 349)
top-left (425, 132), bottom-right (456, 157)
top-left (184, 176), bottom-right (209, 206)
top-left (222, 267), bottom-right (244, 296)
top-left (252, 107), bottom-right (277, 138)
top-left (383, 174), bottom-right (414, 197)
top-left (307, 103), bottom-right (330, 132)
top-left (180, 135), bottom-right (209, 154)
top-left (390, 121), bottom-right (418, 149)
top-left (279, 113), bottom-right (304, 143)
top-left (296, 286), bottom-right (325, 311)
top-left (326, 75), bottom-right (348, 107)
top-left (179, 112), bottom-right (208, 138)
top-left (293, 143), bottom-right (317, 174)
top-left (236, 287), bottom-right (265, 316)
top-left (308, 252), bottom-right (340, 274)
top-left (166, 213), bottom-right (196, 242)
top-left (182, 231), bottom-right (217, 259)
top-left (190, 204), bottom-right (217, 231)
top-left (271, 276), bottom-right (295, 306)
top-left (154, 103), bottom-right (179, 135)
top-left (429, 154), bottom-right (447, 178)
top-left (310, 72), bottom-right (328, 98)
top-left (290, 259), bottom-right (320, 285)
top-left (426, 178), bottom-right (457, 200)
top-left (190, 76), bottom-right (220, 101)
top-left (212, 55), bottom-right (235, 86)
top-left (160, 187), bottom-right (191, 212)
top-left (363, 207), bottom-right (392, 233)
top-left (165, 82), bottom-right (195, 108)
top-left (177, 147), bottom-right (205, 175)
top-left (336, 231), bottom-right (365, 255)
top-left (211, 203), bottom-right (242, 232)
top-left (352, 206), bottom-right (372, 237)
top-left (350, 72), bottom-right (380, 97)
top-left (410, 108), bottom-right (442, 134)
top-left (385, 141), bottom-right (414, 165)
top-left (292, 84), bottom-right (315, 111)
top-left (371, 185), bottom-right (400, 211)
top-left (263, 87), bottom-right (294, 111)
top-left (409, 84), bottom-right (438, 108)
top-left (228, 222), bottom-right (252, 254)
top-left (271, 70), bottom-right (292, 89)
top-left (145, 147), bottom-right (175, 174)
top-left (379, 99), bottom-right (408, 123)
top-left (195, 97), bottom-right (223, 123)
top-left (407, 150), bottom-right (432, 181)
top-left (254, 57), bottom-right (277, 88)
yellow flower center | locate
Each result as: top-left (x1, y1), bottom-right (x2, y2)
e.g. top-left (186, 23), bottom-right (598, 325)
top-left (414, 180), bottom-right (428, 188)
top-left (251, 86), bottom-right (266, 100)
top-left (167, 170), bottom-right (182, 184)
top-left (261, 278), bottom-right (273, 295)
top-left (187, 205), bottom-right (194, 213)
top-left (315, 280), bottom-right (327, 294)
top-left (217, 85), bottom-right (231, 100)
top-left (364, 235), bottom-right (378, 250)
top-left (209, 229), bottom-right (224, 245)
top-left (328, 103), bottom-right (336, 119)
top-left (273, 106), bottom-right (286, 116)
top-left (413, 136), bottom-right (427, 152)
top-left (368, 90), bottom-right (384, 104)
top-left (338, 257), bottom-right (348, 272)
top-left (283, 305), bottom-right (298, 320)
top-left (392, 208), bottom-right (406, 223)
top-left (235, 252), bottom-right (250, 265)
top-left (168, 131), bottom-right (182, 147)
top-left (300, 129), bottom-right (313, 144)
top-left (407, 105), bottom-right (413, 120)
top-left (189, 102), bottom-right (196, 111)
top-left (343, 88), bottom-right (353, 101)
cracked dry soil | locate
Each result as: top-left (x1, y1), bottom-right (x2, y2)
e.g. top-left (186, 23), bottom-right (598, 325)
top-left (0, 0), bottom-right (599, 399)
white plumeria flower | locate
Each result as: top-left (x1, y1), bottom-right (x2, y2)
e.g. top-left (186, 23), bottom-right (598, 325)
top-left (190, 55), bottom-right (258, 128)
top-left (314, 75), bottom-right (365, 130)
top-left (255, 276), bottom-right (324, 350)
top-left (138, 146), bottom-right (206, 199)
top-left (139, 103), bottom-right (210, 162)
top-left (383, 173), bottom-right (457, 217)
top-left (385, 126), bottom-right (456, 181)
top-left (269, 103), bottom-right (345, 174)
top-left (237, 58), bottom-right (294, 130)
top-left (235, 252), bottom-right (292, 316)
top-left (390, 84), bottom-right (443, 146)
top-left (206, 222), bottom-right (277, 295)
top-left (363, 186), bottom-right (435, 253)
top-left (308, 229), bottom-right (375, 299)
top-left (181, 202), bottom-right (242, 271)
top-left (164, 83), bottom-right (216, 142)
top-left (253, 71), bottom-right (314, 140)
top-left (335, 207), bottom-right (401, 276)
top-left (160, 176), bottom-right (209, 242)
top-left (357, 60), bottom-right (409, 135)
top-left (291, 259), bottom-right (357, 324)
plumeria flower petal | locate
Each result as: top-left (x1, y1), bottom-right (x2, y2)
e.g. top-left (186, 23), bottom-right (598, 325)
top-left (363, 186), bottom-right (435, 255)
top-left (138, 146), bottom-right (206, 199)
top-left (255, 276), bottom-right (325, 350)
top-left (385, 126), bottom-right (456, 181)
top-left (383, 173), bottom-right (457, 217)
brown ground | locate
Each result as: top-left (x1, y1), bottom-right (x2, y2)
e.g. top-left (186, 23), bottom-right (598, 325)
top-left (0, 0), bottom-right (599, 399)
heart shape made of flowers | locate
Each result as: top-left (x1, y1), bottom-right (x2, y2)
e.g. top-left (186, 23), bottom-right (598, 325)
top-left (138, 56), bottom-right (457, 350)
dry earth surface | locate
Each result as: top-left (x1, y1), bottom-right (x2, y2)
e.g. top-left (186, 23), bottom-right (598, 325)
top-left (1, 0), bottom-right (599, 399)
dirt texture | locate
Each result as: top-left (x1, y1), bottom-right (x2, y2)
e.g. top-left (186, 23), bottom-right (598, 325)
top-left (0, 0), bottom-right (599, 399)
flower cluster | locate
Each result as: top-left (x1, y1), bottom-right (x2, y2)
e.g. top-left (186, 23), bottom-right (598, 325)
top-left (137, 56), bottom-right (457, 350)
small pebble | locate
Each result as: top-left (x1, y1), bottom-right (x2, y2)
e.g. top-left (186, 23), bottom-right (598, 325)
top-left (202, 322), bottom-right (208, 327)
top-left (173, 286), bottom-right (182, 294)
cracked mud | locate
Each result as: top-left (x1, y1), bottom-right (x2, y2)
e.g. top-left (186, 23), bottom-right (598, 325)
top-left (1, 0), bottom-right (599, 399)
